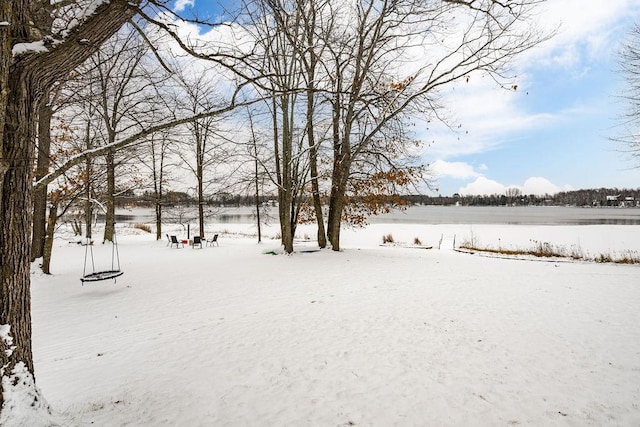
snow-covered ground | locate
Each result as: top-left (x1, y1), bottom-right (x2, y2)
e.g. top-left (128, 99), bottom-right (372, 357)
top-left (21, 222), bottom-right (640, 425)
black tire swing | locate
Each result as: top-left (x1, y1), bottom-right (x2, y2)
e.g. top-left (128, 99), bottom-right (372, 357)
top-left (81, 223), bottom-right (124, 284)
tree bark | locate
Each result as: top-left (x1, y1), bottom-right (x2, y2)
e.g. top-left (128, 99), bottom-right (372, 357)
top-left (306, 82), bottom-right (326, 248)
top-left (279, 95), bottom-right (294, 253)
top-left (196, 128), bottom-right (205, 238)
top-left (1, 0), bottom-right (137, 418)
top-left (301, 3), bottom-right (326, 248)
top-left (0, 60), bottom-right (39, 413)
top-left (31, 97), bottom-right (53, 261)
top-left (104, 149), bottom-right (115, 242)
top-left (0, 1), bottom-right (10, 204)
top-left (153, 142), bottom-right (164, 240)
top-left (327, 157), bottom-right (349, 251)
top-left (42, 194), bottom-right (59, 275)
top-left (254, 161), bottom-right (262, 244)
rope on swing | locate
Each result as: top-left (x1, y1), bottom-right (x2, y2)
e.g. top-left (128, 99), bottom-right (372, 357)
top-left (80, 224), bottom-right (124, 284)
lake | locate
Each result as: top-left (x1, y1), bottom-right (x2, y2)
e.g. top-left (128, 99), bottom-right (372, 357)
top-left (369, 206), bottom-right (640, 225)
top-left (114, 205), bottom-right (640, 226)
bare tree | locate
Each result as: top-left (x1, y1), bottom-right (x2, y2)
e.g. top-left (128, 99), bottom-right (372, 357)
top-left (138, 129), bottom-right (176, 240)
top-left (228, 0), bottom-right (547, 252)
top-left (0, 1), bottom-right (252, 420)
top-left (238, 0), bottom-right (314, 253)
top-left (171, 67), bottom-right (228, 238)
top-left (296, 0), bottom-right (332, 248)
top-left (319, 0), bottom-right (547, 250)
top-left (242, 107), bottom-right (275, 243)
top-left (616, 22), bottom-right (640, 165)
top-left (77, 27), bottom-right (167, 242)
top-left (506, 187), bottom-right (522, 198)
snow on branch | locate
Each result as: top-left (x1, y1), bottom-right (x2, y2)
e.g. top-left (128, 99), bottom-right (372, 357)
top-left (12, 41), bottom-right (50, 56)
top-left (52, 0), bottom-right (112, 38)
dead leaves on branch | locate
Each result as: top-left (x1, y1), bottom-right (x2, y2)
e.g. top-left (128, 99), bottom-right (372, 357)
top-left (298, 166), bottom-right (423, 227)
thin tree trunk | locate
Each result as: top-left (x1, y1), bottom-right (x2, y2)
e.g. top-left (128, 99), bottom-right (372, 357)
top-left (248, 111), bottom-right (262, 243)
top-left (303, 5), bottom-right (326, 248)
top-left (42, 194), bottom-right (60, 275)
top-left (103, 149), bottom-right (115, 242)
top-left (196, 140), bottom-right (204, 238)
top-left (151, 138), bottom-right (164, 240)
top-left (155, 200), bottom-right (162, 240)
top-left (254, 152), bottom-right (262, 243)
top-left (272, 97), bottom-right (287, 248)
top-left (31, 97), bottom-right (53, 261)
top-left (280, 96), bottom-right (294, 253)
top-left (84, 121), bottom-right (93, 240)
top-left (306, 93), bottom-right (325, 248)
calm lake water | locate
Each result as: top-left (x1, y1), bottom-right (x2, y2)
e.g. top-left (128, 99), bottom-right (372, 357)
top-left (115, 205), bottom-right (640, 226)
top-left (369, 206), bottom-right (640, 226)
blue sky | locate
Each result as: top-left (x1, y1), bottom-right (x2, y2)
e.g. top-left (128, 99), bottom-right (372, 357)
top-left (174, 0), bottom-right (640, 196)
top-left (423, 0), bottom-right (640, 196)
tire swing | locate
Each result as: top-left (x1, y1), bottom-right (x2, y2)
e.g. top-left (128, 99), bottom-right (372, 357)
top-left (81, 224), bottom-right (124, 284)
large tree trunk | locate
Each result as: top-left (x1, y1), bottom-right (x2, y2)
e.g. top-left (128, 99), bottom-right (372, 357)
top-left (327, 167), bottom-right (348, 252)
top-left (0, 1), bottom-right (10, 197)
top-left (31, 98), bottom-right (53, 261)
top-left (1, 1), bottom-right (137, 420)
top-left (0, 62), bottom-right (44, 416)
top-left (327, 136), bottom-right (351, 251)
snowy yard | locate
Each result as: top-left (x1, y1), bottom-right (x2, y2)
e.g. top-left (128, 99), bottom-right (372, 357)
top-left (30, 223), bottom-right (640, 426)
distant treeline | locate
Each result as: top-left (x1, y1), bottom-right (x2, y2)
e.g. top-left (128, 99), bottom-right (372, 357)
top-left (404, 188), bottom-right (640, 207)
top-left (117, 188), bottom-right (640, 208)
top-left (116, 190), bottom-right (277, 208)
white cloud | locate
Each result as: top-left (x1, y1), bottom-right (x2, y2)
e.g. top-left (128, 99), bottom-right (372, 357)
top-left (522, 0), bottom-right (639, 69)
top-left (419, 1), bottom-right (638, 166)
top-left (522, 177), bottom-right (559, 196)
top-left (430, 160), bottom-right (482, 180)
top-left (459, 177), bottom-right (506, 196)
top-left (174, 0), bottom-right (194, 12)
top-left (458, 176), bottom-right (573, 196)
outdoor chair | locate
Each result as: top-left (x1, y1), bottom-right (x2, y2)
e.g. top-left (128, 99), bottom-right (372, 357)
top-left (193, 235), bottom-right (203, 249)
top-left (166, 234), bottom-right (171, 247)
top-left (206, 234), bottom-right (219, 247)
top-left (170, 235), bottom-right (184, 248)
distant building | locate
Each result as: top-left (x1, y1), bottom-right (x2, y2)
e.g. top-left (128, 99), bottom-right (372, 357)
top-left (606, 195), bottom-right (620, 206)
top-left (621, 196), bottom-right (636, 208)
top-left (605, 195), bottom-right (638, 207)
